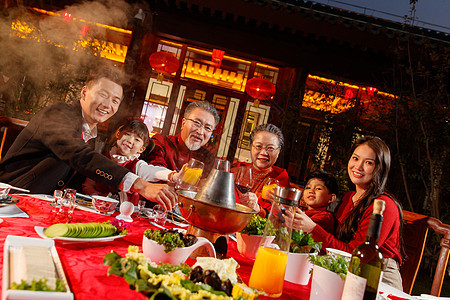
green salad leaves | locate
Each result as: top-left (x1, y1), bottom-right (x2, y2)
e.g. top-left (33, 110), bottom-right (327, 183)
top-left (290, 229), bottom-right (322, 253)
top-left (10, 278), bottom-right (66, 292)
top-left (240, 215), bottom-right (267, 236)
top-left (308, 254), bottom-right (349, 280)
top-left (144, 229), bottom-right (197, 253)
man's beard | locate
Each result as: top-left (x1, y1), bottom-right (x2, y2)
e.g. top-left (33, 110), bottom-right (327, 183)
top-left (185, 134), bottom-right (203, 151)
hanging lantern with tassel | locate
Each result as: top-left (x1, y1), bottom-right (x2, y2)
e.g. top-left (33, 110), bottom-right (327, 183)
top-left (245, 77), bottom-right (276, 108)
top-left (149, 51), bottom-right (179, 82)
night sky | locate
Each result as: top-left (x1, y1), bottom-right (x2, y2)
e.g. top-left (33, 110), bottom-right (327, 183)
top-left (312, 0), bottom-right (450, 33)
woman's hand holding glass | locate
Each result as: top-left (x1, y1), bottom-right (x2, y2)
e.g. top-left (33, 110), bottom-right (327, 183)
top-left (261, 178), bottom-right (280, 201)
top-left (235, 166), bottom-right (253, 194)
top-left (239, 192), bottom-right (260, 213)
top-left (235, 166), bottom-right (259, 212)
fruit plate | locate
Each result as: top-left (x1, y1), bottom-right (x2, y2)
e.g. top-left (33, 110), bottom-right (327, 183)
top-left (34, 226), bottom-right (127, 243)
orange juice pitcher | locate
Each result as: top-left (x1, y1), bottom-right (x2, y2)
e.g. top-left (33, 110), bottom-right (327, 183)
top-left (248, 186), bottom-right (302, 297)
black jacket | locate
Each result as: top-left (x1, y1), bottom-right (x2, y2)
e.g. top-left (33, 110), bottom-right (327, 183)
top-left (0, 101), bottom-right (129, 194)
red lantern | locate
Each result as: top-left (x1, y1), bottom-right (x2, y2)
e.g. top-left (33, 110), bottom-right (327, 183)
top-left (149, 51), bottom-right (179, 81)
top-left (344, 88), bottom-right (354, 100)
top-left (367, 87), bottom-right (378, 96)
top-left (245, 77), bottom-right (276, 107)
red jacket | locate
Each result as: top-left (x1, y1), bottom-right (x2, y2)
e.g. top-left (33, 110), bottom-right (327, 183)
top-left (232, 161), bottom-right (290, 214)
top-left (305, 209), bottom-right (335, 234)
top-left (145, 133), bottom-right (215, 177)
top-left (312, 191), bottom-right (402, 263)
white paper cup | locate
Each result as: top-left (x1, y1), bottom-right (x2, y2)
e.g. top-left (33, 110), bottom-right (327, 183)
top-left (310, 265), bottom-right (345, 300)
top-left (284, 252), bottom-right (316, 285)
top-left (326, 248), bottom-right (352, 261)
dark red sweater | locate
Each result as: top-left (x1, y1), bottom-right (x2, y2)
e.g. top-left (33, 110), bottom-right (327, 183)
top-left (232, 161), bottom-right (290, 214)
top-left (305, 209), bottom-right (335, 234)
top-left (311, 191), bottom-right (402, 263)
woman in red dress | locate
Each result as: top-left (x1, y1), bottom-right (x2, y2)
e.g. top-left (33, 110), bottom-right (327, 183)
top-left (232, 124), bottom-right (289, 217)
top-left (291, 136), bottom-right (403, 290)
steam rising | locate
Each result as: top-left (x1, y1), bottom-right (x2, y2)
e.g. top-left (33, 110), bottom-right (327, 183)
top-left (0, 0), bottom-right (142, 119)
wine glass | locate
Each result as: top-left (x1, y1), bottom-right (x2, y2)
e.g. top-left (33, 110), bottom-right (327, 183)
top-left (215, 158), bottom-right (230, 172)
top-left (235, 166), bottom-right (253, 195)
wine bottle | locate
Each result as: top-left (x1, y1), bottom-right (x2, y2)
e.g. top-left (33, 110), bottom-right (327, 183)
top-left (342, 199), bottom-right (386, 300)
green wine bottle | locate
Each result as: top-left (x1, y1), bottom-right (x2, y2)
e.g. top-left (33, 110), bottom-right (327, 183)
top-left (343, 199), bottom-right (386, 300)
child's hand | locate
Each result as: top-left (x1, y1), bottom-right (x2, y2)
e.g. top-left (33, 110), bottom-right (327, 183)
top-left (291, 207), bottom-right (316, 233)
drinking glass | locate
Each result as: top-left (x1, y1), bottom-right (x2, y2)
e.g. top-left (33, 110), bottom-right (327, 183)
top-left (153, 204), bottom-right (167, 226)
top-left (235, 166), bottom-right (253, 194)
top-left (175, 158), bottom-right (204, 191)
top-left (137, 200), bottom-right (146, 214)
top-left (53, 190), bottom-right (63, 207)
top-left (214, 158), bottom-right (230, 172)
top-left (54, 188), bottom-right (76, 223)
top-left (261, 178), bottom-right (280, 201)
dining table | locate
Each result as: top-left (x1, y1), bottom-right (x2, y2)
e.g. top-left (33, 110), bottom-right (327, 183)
top-left (0, 194), bottom-right (311, 300)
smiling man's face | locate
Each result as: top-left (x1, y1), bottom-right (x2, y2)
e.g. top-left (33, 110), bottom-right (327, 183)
top-left (80, 77), bottom-right (123, 129)
top-left (180, 107), bottom-right (216, 151)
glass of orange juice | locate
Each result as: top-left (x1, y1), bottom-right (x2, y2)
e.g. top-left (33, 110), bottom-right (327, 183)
top-left (261, 178), bottom-right (280, 200)
top-left (175, 158), bottom-right (204, 191)
top-left (249, 246), bottom-right (288, 297)
top-left (249, 186), bottom-right (300, 297)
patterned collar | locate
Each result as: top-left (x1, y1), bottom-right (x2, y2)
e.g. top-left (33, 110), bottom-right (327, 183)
top-left (109, 146), bottom-right (140, 164)
top-left (81, 110), bottom-right (97, 143)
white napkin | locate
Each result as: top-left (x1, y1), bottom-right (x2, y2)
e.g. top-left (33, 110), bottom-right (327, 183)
top-left (0, 204), bottom-right (29, 218)
top-left (22, 194), bottom-right (54, 201)
top-left (413, 295), bottom-right (450, 300)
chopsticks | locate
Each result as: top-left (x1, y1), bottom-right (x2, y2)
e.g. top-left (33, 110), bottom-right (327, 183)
top-left (0, 183), bottom-right (30, 193)
top-left (9, 186), bottom-right (30, 193)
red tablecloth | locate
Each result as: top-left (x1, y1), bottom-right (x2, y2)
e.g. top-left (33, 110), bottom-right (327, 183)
top-left (0, 195), bottom-right (310, 299)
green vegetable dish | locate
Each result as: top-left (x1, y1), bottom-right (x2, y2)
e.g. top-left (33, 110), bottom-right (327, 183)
top-left (308, 254), bottom-right (349, 280)
top-left (239, 215), bottom-right (267, 236)
top-left (289, 230), bottom-right (322, 254)
top-left (10, 278), bottom-right (66, 292)
top-left (103, 246), bottom-right (258, 299)
top-left (144, 229), bottom-right (198, 253)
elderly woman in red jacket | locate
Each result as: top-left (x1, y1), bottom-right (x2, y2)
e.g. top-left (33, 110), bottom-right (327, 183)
top-left (232, 124), bottom-right (289, 217)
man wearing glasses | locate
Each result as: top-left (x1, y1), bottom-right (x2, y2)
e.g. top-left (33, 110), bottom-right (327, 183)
top-left (146, 101), bottom-right (220, 175)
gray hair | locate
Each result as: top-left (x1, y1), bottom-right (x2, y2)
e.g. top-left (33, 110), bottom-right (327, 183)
top-left (184, 101), bottom-right (220, 126)
top-left (249, 123), bottom-right (284, 149)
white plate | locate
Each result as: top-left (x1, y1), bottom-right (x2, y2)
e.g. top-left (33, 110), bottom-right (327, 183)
top-left (34, 226), bottom-right (127, 243)
top-left (3, 235), bottom-right (73, 300)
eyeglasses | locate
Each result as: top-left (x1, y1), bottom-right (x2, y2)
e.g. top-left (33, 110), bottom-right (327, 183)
top-left (252, 144), bottom-right (280, 153)
top-left (186, 118), bottom-right (214, 133)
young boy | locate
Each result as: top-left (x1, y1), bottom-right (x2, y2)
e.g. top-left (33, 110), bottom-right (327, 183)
top-left (83, 119), bottom-right (179, 205)
top-left (300, 169), bottom-right (338, 234)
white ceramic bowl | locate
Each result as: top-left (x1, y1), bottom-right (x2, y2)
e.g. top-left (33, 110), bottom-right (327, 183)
top-left (91, 195), bottom-right (119, 215)
top-left (142, 235), bottom-right (216, 265)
